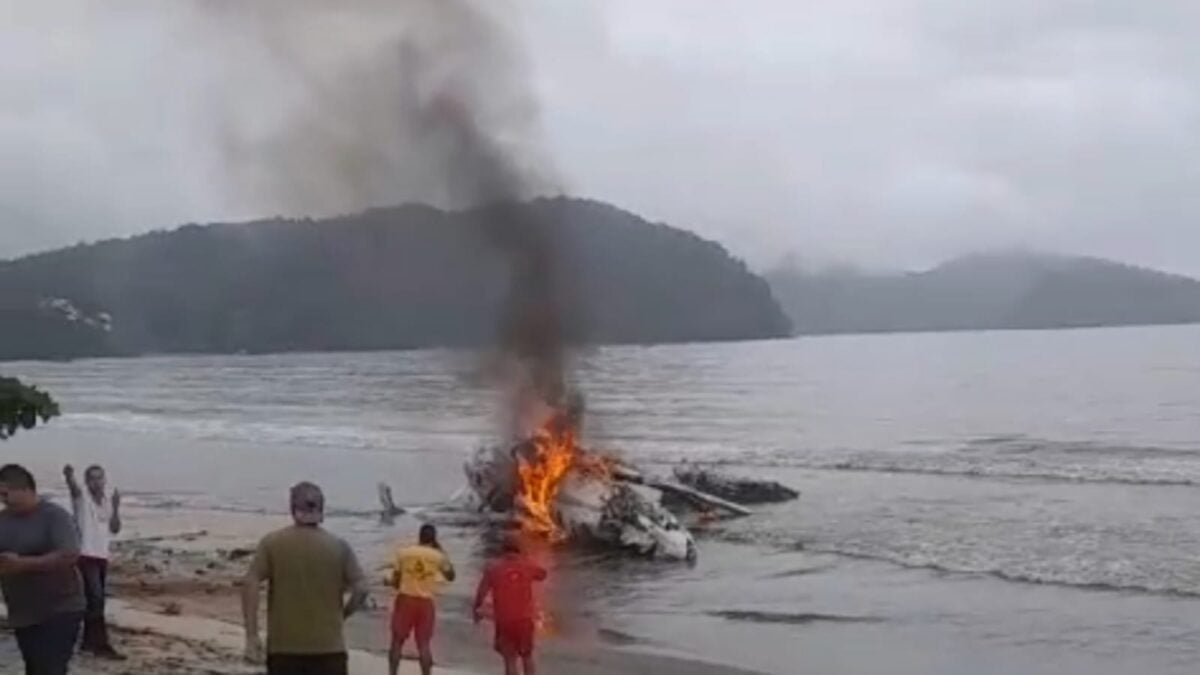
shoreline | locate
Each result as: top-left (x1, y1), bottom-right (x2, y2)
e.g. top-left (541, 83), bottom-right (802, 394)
top-left (3, 507), bottom-right (765, 675)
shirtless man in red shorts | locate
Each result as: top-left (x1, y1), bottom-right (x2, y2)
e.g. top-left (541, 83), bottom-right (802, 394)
top-left (472, 539), bottom-right (548, 675)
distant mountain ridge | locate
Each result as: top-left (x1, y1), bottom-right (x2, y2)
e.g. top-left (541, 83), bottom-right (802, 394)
top-left (767, 252), bottom-right (1200, 335)
top-left (0, 198), bottom-right (791, 360)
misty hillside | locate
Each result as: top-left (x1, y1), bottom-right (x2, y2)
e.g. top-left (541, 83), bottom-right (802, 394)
top-left (767, 252), bottom-right (1200, 335)
top-left (0, 293), bottom-right (112, 361)
top-left (0, 198), bottom-right (790, 360)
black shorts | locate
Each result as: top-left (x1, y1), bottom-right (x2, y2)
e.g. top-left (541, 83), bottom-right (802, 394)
top-left (266, 652), bottom-right (348, 675)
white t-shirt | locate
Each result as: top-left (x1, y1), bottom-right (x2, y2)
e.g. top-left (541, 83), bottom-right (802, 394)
top-left (72, 493), bottom-right (112, 560)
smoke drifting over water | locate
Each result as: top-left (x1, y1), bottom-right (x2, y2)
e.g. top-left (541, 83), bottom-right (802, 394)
top-left (204, 0), bottom-right (574, 429)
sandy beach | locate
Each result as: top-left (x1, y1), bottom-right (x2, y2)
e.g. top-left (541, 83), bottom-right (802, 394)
top-left (2, 507), bottom-right (762, 675)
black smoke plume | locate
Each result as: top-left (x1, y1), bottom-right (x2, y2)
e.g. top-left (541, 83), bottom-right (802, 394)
top-left (207, 0), bottom-right (576, 430)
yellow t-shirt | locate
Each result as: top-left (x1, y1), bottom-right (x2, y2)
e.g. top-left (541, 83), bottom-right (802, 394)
top-left (393, 545), bottom-right (452, 599)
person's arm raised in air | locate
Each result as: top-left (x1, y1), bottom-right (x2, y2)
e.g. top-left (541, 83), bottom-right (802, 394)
top-left (472, 566), bottom-right (493, 623)
top-left (0, 505), bottom-right (79, 576)
top-left (342, 542), bottom-right (369, 619)
top-left (110, 488), bottom-right (122, 535)
top-left (63, 465), bottom-right (82, 505)
top-left (240, 540), bottom-right (269, 663)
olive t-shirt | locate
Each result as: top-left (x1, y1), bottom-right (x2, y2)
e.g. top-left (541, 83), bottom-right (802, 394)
top-left (250, 525), bottom-right (364, 655)
top-left (0, 500), bottom-right (86, 628)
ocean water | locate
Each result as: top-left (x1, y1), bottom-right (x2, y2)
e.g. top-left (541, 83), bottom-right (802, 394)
top-left (5, 325), bottom-right (1200, 674)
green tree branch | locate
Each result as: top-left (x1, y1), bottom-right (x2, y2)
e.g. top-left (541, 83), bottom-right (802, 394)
top-left (0, 377), bottom-right (60, 440)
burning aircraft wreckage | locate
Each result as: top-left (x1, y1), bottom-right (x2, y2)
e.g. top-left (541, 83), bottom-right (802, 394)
top-left (384, 402), bottom-right (799, 564)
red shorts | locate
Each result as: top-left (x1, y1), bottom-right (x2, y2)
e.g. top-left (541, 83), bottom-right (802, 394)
top-left (494, 619), bottom-right (535, 658)
top-left (391, 595), bottom-right (436, 648)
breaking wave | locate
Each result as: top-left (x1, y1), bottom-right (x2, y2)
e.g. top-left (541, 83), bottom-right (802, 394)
top-left (654, 437), bottom-right (1200, 488)
top-left (706, 526), bottom-right (1200, 600)
top-left (812, 547), bottom-right (1200, 600)
top-left (57, 411), bottom-right (482, 455)
top-left (797, 463), bottom-right (1200, 487)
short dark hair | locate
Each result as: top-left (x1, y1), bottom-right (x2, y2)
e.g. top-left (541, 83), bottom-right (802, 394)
top-left (0, 464), bottom-right (36, 491)
top-left (501, 536), bottom-right (522, 555)
top-left (290, 482), bottom-right (324, 509)
top-left (419, 523), bottom-right (438, 546)
top-left (85, 465), bottom-right (104, 478)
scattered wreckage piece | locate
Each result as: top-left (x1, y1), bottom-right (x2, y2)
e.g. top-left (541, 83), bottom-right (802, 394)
top-left (611, 465), bottom-right (752, 519)
top-left (377, 483), bottom-right (406, 524)
top-left (672, 465), bottom-right (800, 505)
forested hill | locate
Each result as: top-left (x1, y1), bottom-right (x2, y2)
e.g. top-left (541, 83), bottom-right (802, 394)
top-left (768, 252), bottom-right (1200, 335)
top-left (0, 198), bottom-right (790, 360)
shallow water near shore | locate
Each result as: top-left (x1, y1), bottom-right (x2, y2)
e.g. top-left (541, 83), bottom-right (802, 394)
top-left (6, 325), bottom-right (1200, 674)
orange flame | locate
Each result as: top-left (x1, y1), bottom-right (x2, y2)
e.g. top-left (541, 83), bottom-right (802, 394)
top-left (515, 413), bottom-right (612, 538)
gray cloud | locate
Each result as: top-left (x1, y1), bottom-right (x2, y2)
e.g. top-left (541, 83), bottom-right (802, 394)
top-left (3, 1), bottom-right (1199, 274)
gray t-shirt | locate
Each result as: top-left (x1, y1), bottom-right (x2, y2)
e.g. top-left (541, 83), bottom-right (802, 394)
top-left (0, 499), bottom-right (86, 627)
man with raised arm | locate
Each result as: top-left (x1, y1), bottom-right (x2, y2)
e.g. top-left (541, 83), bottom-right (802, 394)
top-left (63, 463), bottom-right (123, 659)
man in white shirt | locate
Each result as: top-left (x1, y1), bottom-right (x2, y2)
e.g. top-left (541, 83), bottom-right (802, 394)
top-left (63, 464), bottom-right (123, 660)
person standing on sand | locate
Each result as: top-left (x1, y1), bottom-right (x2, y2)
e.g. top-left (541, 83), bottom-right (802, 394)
top-left (241, 482), bottom-right (369, 675)
top-left (0, 464), bottom-right (86, 675)
top-left (63, 464), bottom-right (124, 660)
top-left (472, 538), bottom-right (547, 675)
top-left (389, 523), bottom-right (456, 675)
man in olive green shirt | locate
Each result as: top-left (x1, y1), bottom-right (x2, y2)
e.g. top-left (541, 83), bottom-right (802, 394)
top-left (241, 482), bottom-right (368, 675)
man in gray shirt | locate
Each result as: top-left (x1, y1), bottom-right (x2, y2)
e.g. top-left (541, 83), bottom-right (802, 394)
top-left (0, 464), bottom-right (85, 675)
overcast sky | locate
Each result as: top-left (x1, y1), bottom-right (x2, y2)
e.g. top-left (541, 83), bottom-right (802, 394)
top-left (3, 1), bottom-right (1199, 274)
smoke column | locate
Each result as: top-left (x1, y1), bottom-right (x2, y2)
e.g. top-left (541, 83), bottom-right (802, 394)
top-left (396, 1), bottom-right (572, 420)
top-left (202, 0), bottom-right (575, 432)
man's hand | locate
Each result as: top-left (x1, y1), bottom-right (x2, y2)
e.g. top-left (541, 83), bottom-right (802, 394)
top-left (243, 633), bottom-right (265, 664)
top-left (63, 465), bottom-right (81, 498)
top-left (110, 488), bottom-right (123, 535)
top-left (473, 607), bottom-right (484, 625)
top-left (0, 552), bottom-right (27, 576)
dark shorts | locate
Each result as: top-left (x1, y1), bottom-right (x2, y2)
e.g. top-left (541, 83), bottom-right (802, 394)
top-left (265, 652), bottom-right (348, 675)
top-left (391, 595), bottom-right (436, 648)
top-left (14, 612), bottom-right (83, 675)
top-left (494, 619), bottom-right (535, 658)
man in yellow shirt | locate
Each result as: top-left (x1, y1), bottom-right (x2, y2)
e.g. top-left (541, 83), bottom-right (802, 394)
top-left (389, 524), bottom-right (455, 675)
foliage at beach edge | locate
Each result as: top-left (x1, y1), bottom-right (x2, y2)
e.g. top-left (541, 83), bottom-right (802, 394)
top-left (0, 376), bottom-right (60, 439)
